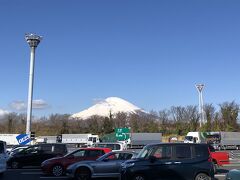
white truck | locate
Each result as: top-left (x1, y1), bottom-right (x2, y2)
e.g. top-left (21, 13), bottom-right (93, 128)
top-left (184, 132), bottom-right (206, 143)
top-left (61, 134), bottom-right (100, 147)
top-left (0, 134), bottom-right (19, 146)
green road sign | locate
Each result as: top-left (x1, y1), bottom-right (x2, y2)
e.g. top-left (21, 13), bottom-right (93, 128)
top-left (115, 128), bottom-right (130, 141)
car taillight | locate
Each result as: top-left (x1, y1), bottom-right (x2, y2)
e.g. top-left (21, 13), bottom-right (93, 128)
top-left (208, 156), bottom-right (213, 162)
top-left (207, 147), bottom-right (213, 162)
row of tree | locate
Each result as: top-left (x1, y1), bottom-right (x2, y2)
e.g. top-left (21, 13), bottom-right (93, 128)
top-left (0, 101), bottom-right (239, 136)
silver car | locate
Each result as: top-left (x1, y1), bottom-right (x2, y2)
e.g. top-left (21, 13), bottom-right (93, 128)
top-left (225, 169), bottom-right (240, 180)
top-left (66, 150), bottom-right (137, 180)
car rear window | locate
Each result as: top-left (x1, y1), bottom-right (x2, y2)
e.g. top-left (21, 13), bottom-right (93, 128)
top-left (194, 145), bottom-right (209, 158)
top-left (53, 144), bottom-right (67, 154)
top-left (39, 144), bottom-right (67, 154)
top-left (95, 143), bottom-right (121, 151)
top-left (175, 145), bottom-right (191, 159)
top-left (40, 145), bottom-right (53, 153)
top-left (88, 150), bottom-right (104, 157)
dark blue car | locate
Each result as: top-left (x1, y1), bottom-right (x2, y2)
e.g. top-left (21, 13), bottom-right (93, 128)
top-left (121, 143), bottom-right (214, 180)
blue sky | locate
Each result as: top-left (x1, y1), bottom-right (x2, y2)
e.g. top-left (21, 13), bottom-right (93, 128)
top-left (1, 0), bottom-right (240, 117)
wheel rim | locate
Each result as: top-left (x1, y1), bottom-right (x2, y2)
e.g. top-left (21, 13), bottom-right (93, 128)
top-left (75, 169), bottom-right (90, 180)
top-left (196, 174), bottom-right (209, 180)
top-left (52, 165), bottom-right (63, 176)
top-left (11, 161), bottom-right (19, 169)
top-left (134, 175), bottom-right (145, 180)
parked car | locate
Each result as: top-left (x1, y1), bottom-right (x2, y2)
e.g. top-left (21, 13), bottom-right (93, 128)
top-left (7, 143), bottom-right (67, 168)
top-left (225, 169), bottom-right (240, 180)
top-left (93, 142), bottom-right (127, 151)
top-left (41, 147), bottom-right (111, 177)
top-left (121, 143), bottom-right (214, 180)
top-left (66, 150), bottom-right (138, 179)
top-left (0, 141), bottom-right (7, 175)
top-left (208, 144), bottom-right (229, 173)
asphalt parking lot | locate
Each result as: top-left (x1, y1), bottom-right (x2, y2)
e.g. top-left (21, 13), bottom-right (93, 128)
top-left (2, 166), bottom-right (239, 180)
top-left (2, 168), bottom-right (116, 180)
top-left (2, 150), bottom-right (240, 180)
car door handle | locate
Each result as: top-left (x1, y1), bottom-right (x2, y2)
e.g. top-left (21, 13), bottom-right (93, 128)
top-left (174, 162), bottom-right (181, 164)
top-left (164, 162), bottom-right (173, 165)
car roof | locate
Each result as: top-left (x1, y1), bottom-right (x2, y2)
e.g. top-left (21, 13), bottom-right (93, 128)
top-left (77, 147), bottom-right (112, 151)
top-left (146, 143), bottom-right (208, 146)
top-left (95, 142), bottom-right (124, 144)
top-left (107, 150), bottom-right (137, 154)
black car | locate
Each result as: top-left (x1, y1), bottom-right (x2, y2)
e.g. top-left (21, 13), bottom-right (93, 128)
top-left (121, 143), bottom-right (214, 180)
top-left (66, 150), bottom-right (138, 179)
top-left (7, 143), bottom-right (67, 168)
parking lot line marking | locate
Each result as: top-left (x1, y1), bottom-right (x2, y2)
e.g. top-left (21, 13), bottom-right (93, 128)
top-left (40, 177), bottom-right (68, 179)
top-left (215, 174), bottom-right (226, 177)
top-left (224, 163), bottom-right (240, 166)
top-left (7, 169), bottom-right (41, 171)
top-left (21, 172), bottom-right (43, 175)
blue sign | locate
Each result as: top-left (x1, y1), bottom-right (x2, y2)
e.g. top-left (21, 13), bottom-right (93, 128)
top-left (16, 134), bottom-right (31, 145)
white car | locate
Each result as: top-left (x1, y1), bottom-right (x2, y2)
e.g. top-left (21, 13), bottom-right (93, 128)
top-left (0, 141), bottom-right (7, 175)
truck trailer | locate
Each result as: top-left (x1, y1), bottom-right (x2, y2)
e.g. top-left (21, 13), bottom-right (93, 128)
top-left (120, 133), bottom-right (162, 149)
top-left (0, 134), bottom-right (19, 146)
top-left (61, 134), bottom-right (100, 147)
top-left (184, 131), bottom-right (240, 150)
top-left (215, 132), bottom-right (240, 150)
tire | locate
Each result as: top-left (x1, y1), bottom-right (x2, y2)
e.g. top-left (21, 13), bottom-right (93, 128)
top-left (52, 164), bottom-right (64, 177)
top-left (133, 174), bottom-right (145, 180)
top-left (11, 161), bottom-right (20, 169)
top-left (212, 161), bottom-right (218, 174)
top-left (75, 167), bottom-right (91, 180)
top-left (195, 173), bottom-right (211, 180)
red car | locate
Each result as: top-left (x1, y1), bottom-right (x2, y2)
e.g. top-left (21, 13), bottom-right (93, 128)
top-left (208, 145), bottom-right (229, 173)
top-left (41, 147), bottom-right (111, 176)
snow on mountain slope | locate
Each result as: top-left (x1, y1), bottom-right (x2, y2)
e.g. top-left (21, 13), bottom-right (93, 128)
top-left (71, 97), bottom-right (144, 119)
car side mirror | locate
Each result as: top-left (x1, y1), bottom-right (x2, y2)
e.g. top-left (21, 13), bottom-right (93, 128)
top-left (149, 156), bottom-right (157, 163)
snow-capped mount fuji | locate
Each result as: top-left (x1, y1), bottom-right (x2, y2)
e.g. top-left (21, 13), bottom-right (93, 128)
top-left (71, 97), bottom-right (145, 120)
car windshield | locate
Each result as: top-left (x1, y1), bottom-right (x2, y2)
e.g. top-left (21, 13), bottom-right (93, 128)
top-left (94, 143), bottom-right (121, 151)
top-left (136, 146), bottom-right (155, 159)
top-left (136, 145), bottom-right (172, 160)
top-left (96, 152), bottom-right (113, 161)
top-left (185, 136), bottom-right (193, 141)
top-left (64, 149), bottom-right (84, 157)
top-left (23, 146), bottom-right (40, 153)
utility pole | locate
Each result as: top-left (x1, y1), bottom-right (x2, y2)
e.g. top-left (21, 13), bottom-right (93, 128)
top-left (195, 84), bottom-right (205, 128)
top-left (25, 33), bottom-right (42, 135)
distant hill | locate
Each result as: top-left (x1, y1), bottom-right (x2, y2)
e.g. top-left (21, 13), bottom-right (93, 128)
top-left (71, 97), bottom-right (145, 120)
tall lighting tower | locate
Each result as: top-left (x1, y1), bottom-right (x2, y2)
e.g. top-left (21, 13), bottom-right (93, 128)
top-left (195, 84), bottom-right (205, 127)
top-left (25, 33), bottom-right (42, 135)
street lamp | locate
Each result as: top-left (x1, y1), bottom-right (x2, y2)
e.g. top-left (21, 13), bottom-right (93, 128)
top-left (195, 84), bottom-right (205, 127)
top-left (25, 33), bottom-right (42, 135)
